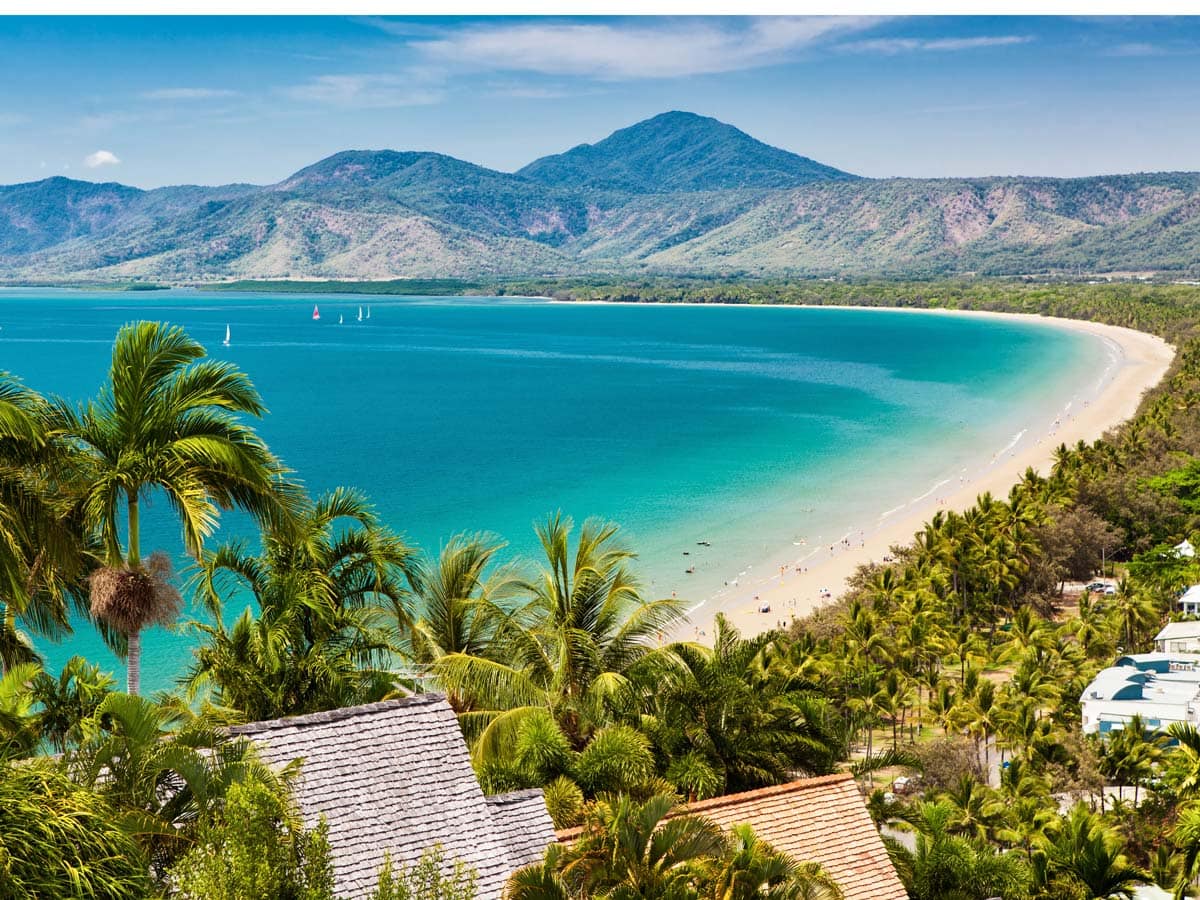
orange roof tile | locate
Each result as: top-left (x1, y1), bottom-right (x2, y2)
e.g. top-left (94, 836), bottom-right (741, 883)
top-left (556, 774), bottom-right (906, 900)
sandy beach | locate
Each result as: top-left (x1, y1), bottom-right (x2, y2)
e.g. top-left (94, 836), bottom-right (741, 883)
top-left (674, 307), bottom-right (1176, 641)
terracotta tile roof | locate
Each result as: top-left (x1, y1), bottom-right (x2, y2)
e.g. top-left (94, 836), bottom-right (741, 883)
top-left (230, 694), bottom-right (555, 900)
top-left (556, 774), bottom-right (905, 900)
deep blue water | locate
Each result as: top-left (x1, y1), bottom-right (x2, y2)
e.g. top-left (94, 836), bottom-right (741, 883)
top-left (0, 290), bottom-right (1099, 691)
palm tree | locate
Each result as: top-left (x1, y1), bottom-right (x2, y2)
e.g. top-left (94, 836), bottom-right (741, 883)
top-left (1108, 578), bottom-right (1159, 653)
top-left (433, 513), bottom-right (685, 759)
top-left (704, 823), bottom-right (843, 900)
top-left (188, 487), bottom-right (416, 720)
top-left (0, 755), bottom-right (152, 898)
top-left (28, 655), bottom-right (115, 753)
top-left (1166, 723), bottom-right (1200, 794)
top-left (0, 375), bottom-right (92, 674)
top-left (70, 691), bottom-right (296, 878)
top-left (1170, 801), bottom-right (1200, 897)
top-left (529, 793), bottom-right (726, 899)
top-left (1037, 802), bottom-right (1147, 900)
top-left (640, 615), bottom-right (844, 798)
top-left (52, 321), bottom-right (293, 694)
top-left (885, 799), bottom-right (1032, 900)
top-left (405, 532), bottom-right (519, 672)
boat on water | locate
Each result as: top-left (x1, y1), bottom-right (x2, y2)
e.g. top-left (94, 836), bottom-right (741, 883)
top-left (339, 314), bottom-right (344, 324)
top-left (357, 306), bottom-right (363, 322)
top-left (312, 305), bottom-right (321, 321)
top-left (366, 305), bottom-right (371, 320)
top-left (222, 324), bottom-right (230, 347)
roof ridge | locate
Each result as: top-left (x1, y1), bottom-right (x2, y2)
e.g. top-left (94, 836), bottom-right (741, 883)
top-left (683, 774), bottom-right (854, 814)
top-left (555, 774), bottom-right (855, 841)
top-left (228, 693), bottom-right (447, 735)
top-left (487, 788), bottom-right (548, 806)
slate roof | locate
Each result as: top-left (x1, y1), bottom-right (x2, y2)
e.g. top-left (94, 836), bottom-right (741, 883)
top-left (557, 774), bottom-right (906, 900)
top-left (486, 789), bottom-right (559, 869)
top-left (229, 694), bottom-right (555, 900)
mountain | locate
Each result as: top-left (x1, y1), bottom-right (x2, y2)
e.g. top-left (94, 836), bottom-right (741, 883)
top-left (2, 111), bottom-right (1200, 282)
top-left (518, 111), bottom-right (857, 193)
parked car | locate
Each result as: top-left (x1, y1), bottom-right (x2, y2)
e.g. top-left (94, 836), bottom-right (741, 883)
top-left (1085, 582), bottom-right (1108, 592)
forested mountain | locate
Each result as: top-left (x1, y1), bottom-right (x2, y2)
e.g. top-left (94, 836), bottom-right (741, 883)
top-left (4, 111), bottom-right (1200, 282)
top-left (517, 110), bottom-right (857, 192)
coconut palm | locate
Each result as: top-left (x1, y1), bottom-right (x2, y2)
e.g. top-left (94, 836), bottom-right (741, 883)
top-left (405, 532), bottom-right (520, 669)
top-left (433, 513), bottom-right (685, 759)
top-left (0, 375), bottom-right (93, 674)
top-left (49, 322), bottom-right (295, 694)
top-left (188, 487), bottom-right (416, 720)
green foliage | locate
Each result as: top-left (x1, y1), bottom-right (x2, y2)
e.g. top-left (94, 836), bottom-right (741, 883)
top-left (172, 777), bottom-right (335, 900)
top-left (369, 845), bottom-right (478, 900)
top-left (508, 793), bottom-right (842, 900)
top-left (186, 486), bottom-right (416, 720)
top-left (0, 757), bottom-right (152, 899)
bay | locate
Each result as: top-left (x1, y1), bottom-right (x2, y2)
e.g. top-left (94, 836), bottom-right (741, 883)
top-left (0, 290), bottom-right (1098, 691)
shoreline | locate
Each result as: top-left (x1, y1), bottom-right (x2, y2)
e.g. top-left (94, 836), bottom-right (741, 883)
top-left (597, 305), bottom-right (1176, 642)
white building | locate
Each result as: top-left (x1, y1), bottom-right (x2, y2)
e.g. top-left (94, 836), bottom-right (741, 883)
top-left (1178, 586), bottom-right (1200, 617)
top-left (1157, 620), bottom-right (1200, 652)
top-left (1080, 653), bottom-right (1200, 735)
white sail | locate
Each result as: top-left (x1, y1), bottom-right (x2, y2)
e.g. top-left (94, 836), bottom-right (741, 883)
top-left (223, 324), bottom-right (230, 346)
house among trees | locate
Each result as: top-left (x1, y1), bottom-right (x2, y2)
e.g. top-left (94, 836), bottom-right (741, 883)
top-left (1156, 619), bottom-right (1200, 652)
top-left (1176, 585), bottom-right (1200, 617)
top-left (556, 774), bottom-right (907, 900)
top-left (229, 694), bottom-right (556, 900)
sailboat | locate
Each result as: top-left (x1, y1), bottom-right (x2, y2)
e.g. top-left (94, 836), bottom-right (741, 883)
top-left (339, 313), bottom-right (344, 324)
top-left (366, 305), bottom-right (371, 320)
top-left (312, 305), bottom-right (321, 321)
top-left (357, 305), bottom-right (363, 322)
top-left (222, 324), bottom-right (230, 347)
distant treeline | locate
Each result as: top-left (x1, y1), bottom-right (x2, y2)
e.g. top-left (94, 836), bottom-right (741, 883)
top-left (202, 278), bottom-right (486, 296)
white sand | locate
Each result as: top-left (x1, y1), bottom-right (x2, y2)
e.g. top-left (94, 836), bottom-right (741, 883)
top-left (676, 307), bottom-right (1176, 640)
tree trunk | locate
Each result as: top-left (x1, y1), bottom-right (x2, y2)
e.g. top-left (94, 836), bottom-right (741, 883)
top-left (127, 490), bottom-right (141, 568)
top-left (127, 629), bottom-right (141, 696)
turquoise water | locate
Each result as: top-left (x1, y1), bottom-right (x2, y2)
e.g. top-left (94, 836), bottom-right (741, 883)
top-left (0, 290), bottom-right (1100, 691)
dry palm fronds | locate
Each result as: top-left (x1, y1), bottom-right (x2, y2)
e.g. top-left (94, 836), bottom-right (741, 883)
top-left (89, 551), bottom-right (182, 636)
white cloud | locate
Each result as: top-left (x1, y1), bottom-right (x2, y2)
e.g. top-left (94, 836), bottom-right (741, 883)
top-left (409, 17), bottom-right (887, 81)
top-left (83, 150), bottom-right (121, 168)
top-left (838, 35), bottom-right (1033, 54)
top-left (1106, 42), bottom-right (1166, 57)
top-left (141, 87), bottom-right (238, 101)
top-left (283, 72), bottom-right (444, 108)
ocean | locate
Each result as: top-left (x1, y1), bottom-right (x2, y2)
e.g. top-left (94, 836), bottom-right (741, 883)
top-left (0, 290), bottom-right (1100, 691)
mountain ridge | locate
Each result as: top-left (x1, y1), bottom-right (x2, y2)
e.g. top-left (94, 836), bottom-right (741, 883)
top-left (3, 111), bottom-right (1200, 282)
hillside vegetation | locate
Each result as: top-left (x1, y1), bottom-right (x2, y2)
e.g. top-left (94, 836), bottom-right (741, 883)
top-left (4, 111), bottom-right (1200, 282)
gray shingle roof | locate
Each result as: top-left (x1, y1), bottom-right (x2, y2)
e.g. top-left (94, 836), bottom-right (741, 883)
top-left (229, 694), bottom-right (553, 900)
top-left (486, 789), bottom-right (557, 869)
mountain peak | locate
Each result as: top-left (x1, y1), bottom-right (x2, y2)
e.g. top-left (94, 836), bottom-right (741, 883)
top-left (517, 110), bottom-right (857, 193)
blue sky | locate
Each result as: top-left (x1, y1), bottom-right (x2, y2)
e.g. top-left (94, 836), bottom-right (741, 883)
top-left (1, 15), bottom-right (1198, 187)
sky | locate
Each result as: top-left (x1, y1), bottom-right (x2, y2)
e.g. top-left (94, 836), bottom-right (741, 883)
top-left (1, 15), bottom-right (1199, 187)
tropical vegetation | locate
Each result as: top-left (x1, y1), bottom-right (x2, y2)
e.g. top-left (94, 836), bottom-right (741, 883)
top-left (10, 278), bottom-right (1200, 897)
